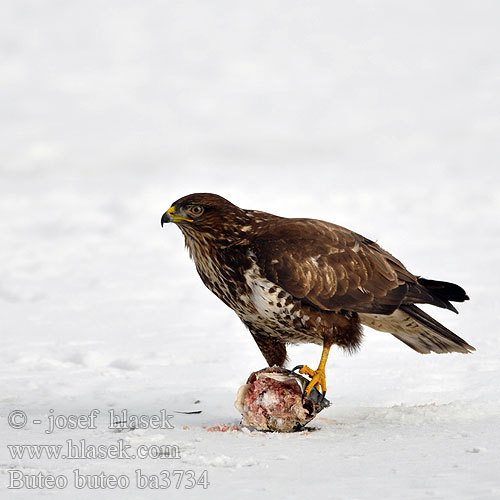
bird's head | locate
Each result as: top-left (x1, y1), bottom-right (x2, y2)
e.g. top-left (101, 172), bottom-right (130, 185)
top-left (161, 193), bottom-right (250, 242)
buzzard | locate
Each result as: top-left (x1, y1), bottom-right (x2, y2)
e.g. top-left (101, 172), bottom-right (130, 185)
top-left (161, 193), bottom-right (473, 398)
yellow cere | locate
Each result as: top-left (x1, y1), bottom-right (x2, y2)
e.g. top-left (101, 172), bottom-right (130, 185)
top-left (167, 206), bottom-right (193, 223)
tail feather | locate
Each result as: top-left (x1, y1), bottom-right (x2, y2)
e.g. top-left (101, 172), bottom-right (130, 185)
top-left (405, 278), bottom-right (470, 314)
top-left (397, 304), bottom-right (474, 353)
top-left (359, 305), bottom-right (475, 354)
top-left (417, 277), bottom-right (470, 303)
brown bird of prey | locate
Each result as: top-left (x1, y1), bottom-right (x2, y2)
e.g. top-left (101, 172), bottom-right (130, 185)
top-left (161, 193), bottom-right (473, 398)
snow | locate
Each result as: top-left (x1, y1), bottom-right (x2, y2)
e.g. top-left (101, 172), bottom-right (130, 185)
top-left (1, 0), bottom-right (499, 498)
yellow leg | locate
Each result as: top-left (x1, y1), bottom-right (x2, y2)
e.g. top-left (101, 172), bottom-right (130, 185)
top-left (299, 344), bottom-right (331, 397)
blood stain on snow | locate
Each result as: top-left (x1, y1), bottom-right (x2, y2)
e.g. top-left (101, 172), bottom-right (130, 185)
top-left (206, 424), bottom-right (241, 432)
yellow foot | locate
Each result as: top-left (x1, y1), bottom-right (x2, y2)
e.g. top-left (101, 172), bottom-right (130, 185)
top-left (298, 365), bottom-right (327, 397)
top-left (294, 344), bottom-right (332, 398)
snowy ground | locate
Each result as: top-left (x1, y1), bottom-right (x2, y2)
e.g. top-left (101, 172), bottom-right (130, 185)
top-left (1, 1), bottom-right (500, 498)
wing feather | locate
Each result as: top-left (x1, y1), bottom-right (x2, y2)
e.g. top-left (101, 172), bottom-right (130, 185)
top-left (252, 218), bottom-right (411, 314)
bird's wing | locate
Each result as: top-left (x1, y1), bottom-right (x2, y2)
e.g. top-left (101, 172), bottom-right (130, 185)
top-left (251, 218), bottom-right (420, 314)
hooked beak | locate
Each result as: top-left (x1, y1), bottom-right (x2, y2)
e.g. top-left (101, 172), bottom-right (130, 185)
top-left (161, 206), bottom-right (193, 227)
top-left (161, 206), bottom-right (174, 227)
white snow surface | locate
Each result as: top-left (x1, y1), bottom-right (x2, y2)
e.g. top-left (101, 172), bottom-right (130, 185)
top-left (1, 1), bottom-right (500, 498)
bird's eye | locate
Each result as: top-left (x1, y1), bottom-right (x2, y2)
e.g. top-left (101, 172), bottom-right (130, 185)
top-left (188, 205), bottom-right (204, 216)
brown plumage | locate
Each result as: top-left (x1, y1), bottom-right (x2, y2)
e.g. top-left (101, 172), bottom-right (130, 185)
top-left (161, 193), bottom-right (474, 395)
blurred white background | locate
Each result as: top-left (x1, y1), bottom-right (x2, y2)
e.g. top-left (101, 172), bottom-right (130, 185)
top-left (1, 2), bottom-right (499, 497)
top-left (1, 0), bottom-right (498, 349)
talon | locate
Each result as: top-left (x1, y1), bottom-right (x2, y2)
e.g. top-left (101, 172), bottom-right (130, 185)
top-left (303, 368), bottom-right (327, 397)
top-left (298, 365), bottom-right (316, 378)
top-left (320, 390), bottom-right (327, 403)
top-left (292, 365), bottom-right (304, 372)
top-left (297, 344), bottom-right (332, 398)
